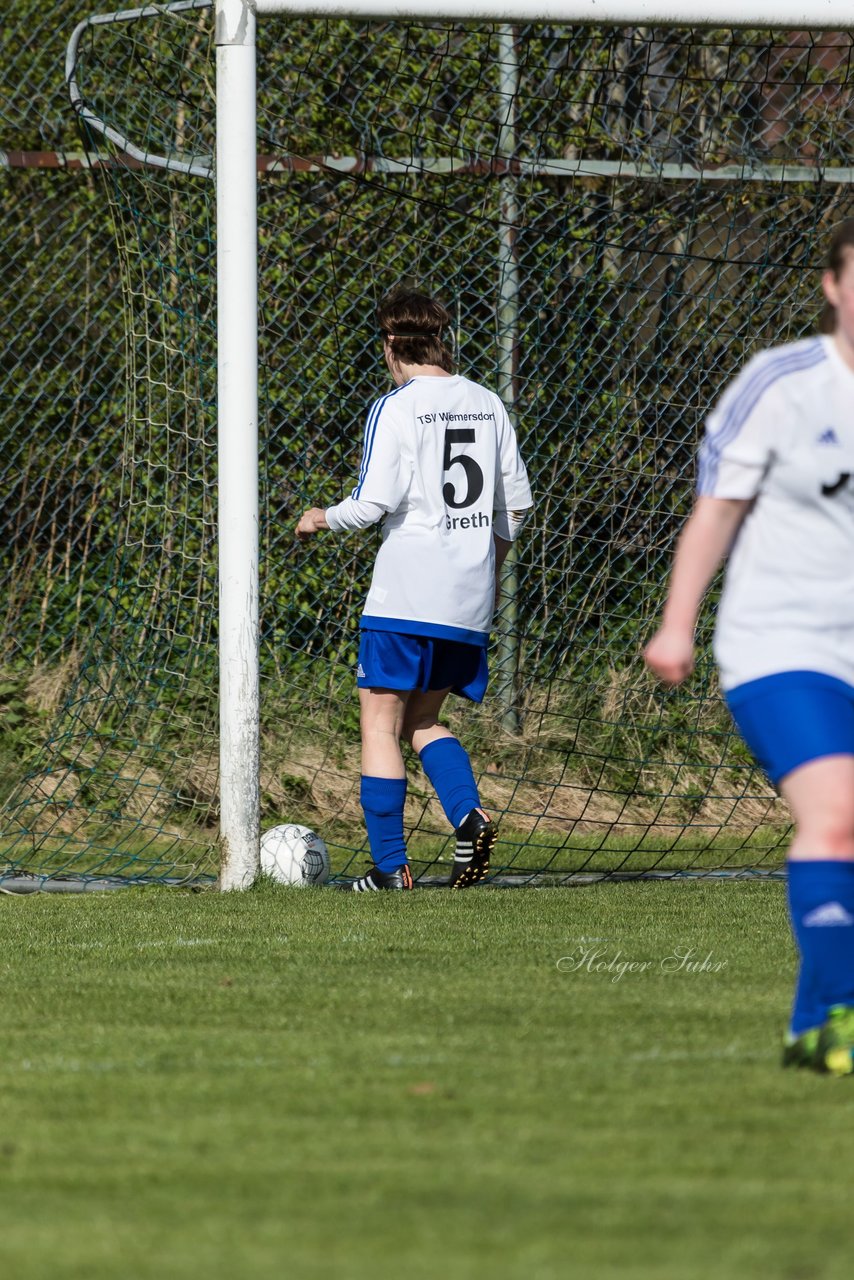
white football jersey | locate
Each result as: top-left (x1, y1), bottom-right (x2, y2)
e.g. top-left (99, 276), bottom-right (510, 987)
top-left (697, 334), bottom-right (854, 689)
top-left (326, 373), bottom-right (532, 643)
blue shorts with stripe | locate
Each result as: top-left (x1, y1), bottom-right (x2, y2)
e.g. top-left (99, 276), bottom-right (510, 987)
top-left (725, 669), bottom-right (854, 786)
top-left (357, 630), bottom-right (489, 703)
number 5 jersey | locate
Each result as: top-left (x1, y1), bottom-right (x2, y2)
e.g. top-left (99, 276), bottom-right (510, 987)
top-left (325, 374), bottom-right (533, 644)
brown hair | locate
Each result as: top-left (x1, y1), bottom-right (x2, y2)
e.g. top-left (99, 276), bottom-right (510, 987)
top-left (820, 218), bottom-right (854, 334)
top-left (376, 289), bottom-right (454, 372)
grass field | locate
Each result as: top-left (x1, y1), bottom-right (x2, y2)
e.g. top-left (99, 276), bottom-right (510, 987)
top-left (1, 880), bottom-right (852, 1280)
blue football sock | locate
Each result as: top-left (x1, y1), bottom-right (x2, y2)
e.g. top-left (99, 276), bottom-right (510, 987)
top-left (418, 737), bottom-right (480, 830)
top-left (360, 776), bottom-right (408, 873)
top-left (787, 859), bottom-right (854, 1034)
top-left (787, 933), bottom-right (822, 1037)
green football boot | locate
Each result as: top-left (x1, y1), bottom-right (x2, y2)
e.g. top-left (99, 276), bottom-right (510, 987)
top-left (815, 1005), bottom-right (854, 1077)
top-left (781, 1028), bottom-right (819, 1069)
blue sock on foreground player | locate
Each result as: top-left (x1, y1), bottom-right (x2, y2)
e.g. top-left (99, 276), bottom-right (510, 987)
top-left (785, 859), bottom-right (854, 1074)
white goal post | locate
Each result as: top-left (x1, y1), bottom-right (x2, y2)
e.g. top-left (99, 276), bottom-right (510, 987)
top-left (214, 0), bottom-right (854, 889)
top-left (63, 0), bottom-right (854, 889)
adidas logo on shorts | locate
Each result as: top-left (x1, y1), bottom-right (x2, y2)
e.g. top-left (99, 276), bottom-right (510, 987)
top-left (802, 901), bottom-right (854, 927)
top-left (357, 663), bottom-right (366, 677)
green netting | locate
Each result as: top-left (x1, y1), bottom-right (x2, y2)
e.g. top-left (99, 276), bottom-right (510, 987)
top-left (5, 8), bottom-right (854, 885)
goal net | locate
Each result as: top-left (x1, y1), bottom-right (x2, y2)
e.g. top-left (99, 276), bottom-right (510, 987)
top-left (5, 3), bottom-right (852, 886)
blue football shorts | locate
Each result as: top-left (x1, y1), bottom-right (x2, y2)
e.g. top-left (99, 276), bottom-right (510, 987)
top-left (357, 630), bottom-right (489, 703)
top-left (725, 669), bottom-right (854, 787)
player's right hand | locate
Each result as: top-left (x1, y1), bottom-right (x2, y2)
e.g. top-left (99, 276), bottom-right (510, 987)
top-left (295, 508), bottom-right (328, 542)
top-left (643, 627), bottom-right (695, 686)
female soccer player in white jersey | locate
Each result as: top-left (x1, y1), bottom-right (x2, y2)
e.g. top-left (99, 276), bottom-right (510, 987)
top-left (644, 219), bottom-right (854, 1075)
top-left (296, 290), bottom-right (532, 891)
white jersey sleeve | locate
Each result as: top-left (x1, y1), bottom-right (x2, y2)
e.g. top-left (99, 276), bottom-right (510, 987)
top-left (696, 351), bottom-right (784, 499)
top-left (492, 401), bottom-right (533, 531)
top-left (493, 507), bottom-right (531, 541)
top-left (325, 497), bottom-right (386, 532)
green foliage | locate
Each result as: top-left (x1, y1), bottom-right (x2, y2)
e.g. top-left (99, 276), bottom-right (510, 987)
top-left (3, 10), bottom-right (846, 877)
top-left (0, 664), bottom-right (58, 807)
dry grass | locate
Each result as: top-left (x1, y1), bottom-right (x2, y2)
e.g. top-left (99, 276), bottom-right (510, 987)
top-left (25, 649), bottom-right (81, 715)
top-left (255, 663), bottom-right (790, 847)
top-left (3, 657), bottom-right (791, 866)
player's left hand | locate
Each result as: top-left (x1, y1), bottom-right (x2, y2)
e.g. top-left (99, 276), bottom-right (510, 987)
top-left (643, 626), bottom-right (695, 685)
top-left (295, 508), bottom-right (328, 542)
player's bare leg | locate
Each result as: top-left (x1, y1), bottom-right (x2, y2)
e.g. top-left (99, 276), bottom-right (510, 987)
top-left (360, 686), bottom-right (408, 779)
top-left (781, 755), bottom-right (854, 861)
top-left (402, 686), bottom-right (454, 756)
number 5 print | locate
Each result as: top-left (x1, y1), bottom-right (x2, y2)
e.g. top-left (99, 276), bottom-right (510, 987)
top-left (443, 427), bottom-right (484, 509)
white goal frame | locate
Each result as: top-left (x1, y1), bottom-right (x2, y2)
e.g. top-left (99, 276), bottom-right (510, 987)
top-left (215, 0), bottom-right (854, 888)
top-left (69, 0), bottom-right (854, 889)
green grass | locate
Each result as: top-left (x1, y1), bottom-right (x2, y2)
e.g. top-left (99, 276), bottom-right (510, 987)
top-left (1, 882), bottom-right (852, 1280)
top-left (391, 823), bottom-right (789, 881)
top-left (1, 819), bottom-right (790, 888)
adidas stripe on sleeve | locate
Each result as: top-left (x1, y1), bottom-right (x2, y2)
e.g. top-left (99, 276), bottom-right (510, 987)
top-left (350, 385), bottom-right (409, 509)
top-left (697, 338), bottom-right (827, 499)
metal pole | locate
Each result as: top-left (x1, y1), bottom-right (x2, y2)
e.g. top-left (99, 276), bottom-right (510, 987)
top-left (494, 24), bottom-right (521, 734)
top-left (216, 0), bottom-right (260, 889)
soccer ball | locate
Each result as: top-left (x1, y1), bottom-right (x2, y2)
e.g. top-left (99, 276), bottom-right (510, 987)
top-left (260, 823), bottom-right (331, 886)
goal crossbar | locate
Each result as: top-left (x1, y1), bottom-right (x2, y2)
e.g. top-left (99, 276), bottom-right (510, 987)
top-left (254, 0), bottom-right (854, 28)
